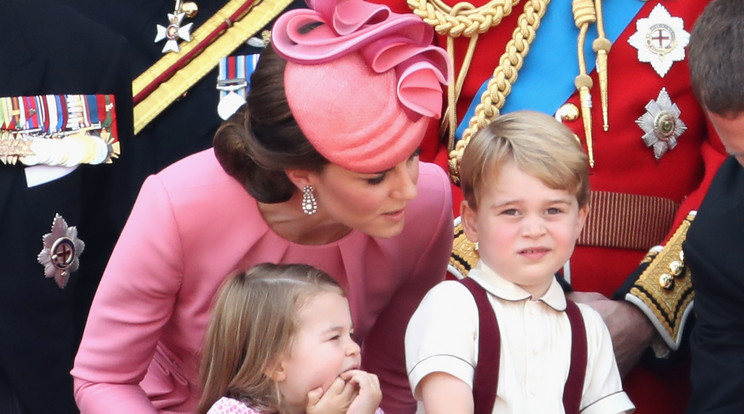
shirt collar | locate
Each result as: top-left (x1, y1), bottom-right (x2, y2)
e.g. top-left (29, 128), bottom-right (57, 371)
top-left (468, 260), bottom-right (567, 311)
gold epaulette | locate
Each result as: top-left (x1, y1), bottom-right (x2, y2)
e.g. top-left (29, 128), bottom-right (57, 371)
top-left (625, 212), bottom-right (696, 351)
top-left (449, 217), bottom-right (479, 279)
top-left (133, 0), bottom-right (293, 134)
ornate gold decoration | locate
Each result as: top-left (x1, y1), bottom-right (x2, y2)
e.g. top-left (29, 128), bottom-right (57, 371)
top-left (627, 212), bottom-right (696, 350)
top-left (407, 0), bottom-right (520, 147)
top-left (445, 0), bottom-right (612, 180)
top-left (444, 0), bottom-right (550, 184)
top-left (450, 219), bottom-right (480, 278)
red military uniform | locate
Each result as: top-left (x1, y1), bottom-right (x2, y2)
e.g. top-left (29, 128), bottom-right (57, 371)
top-left (373, 0), bottom-right (726, 412)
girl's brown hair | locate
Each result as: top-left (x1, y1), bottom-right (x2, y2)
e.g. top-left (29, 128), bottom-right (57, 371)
top-left (197, 263), bottom-right (343, 413)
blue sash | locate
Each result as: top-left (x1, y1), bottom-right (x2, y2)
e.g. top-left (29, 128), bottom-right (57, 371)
top-left (455, 0), bottom-right (644, 140)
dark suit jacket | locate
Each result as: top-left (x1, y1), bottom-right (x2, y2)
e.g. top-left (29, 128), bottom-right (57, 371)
top-left (57, 0), bottom-right (306, 201)
top-left (686, 157), bottom-right (744, 414)
top-left (0, 0), bottom-right (133, 413)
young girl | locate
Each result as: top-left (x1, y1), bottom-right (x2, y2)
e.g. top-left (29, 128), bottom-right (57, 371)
top-left (198, 263), bottom-right (382, 414)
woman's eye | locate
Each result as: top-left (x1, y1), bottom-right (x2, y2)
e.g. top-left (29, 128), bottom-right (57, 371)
top-left (366, 174), bottom-right (386, 185)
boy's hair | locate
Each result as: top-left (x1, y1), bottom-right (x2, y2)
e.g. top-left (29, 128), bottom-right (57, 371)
top-left (460, 110), bottom-right (590, 210)
top-left (689, 0), bottom-right (744, 116)
top-left (197, 263), bottom-right (344, 414)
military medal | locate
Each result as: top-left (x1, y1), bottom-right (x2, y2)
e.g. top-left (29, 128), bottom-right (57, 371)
top-left (0, 94), bottom-right (120, 166)
top-left (636, 87), bottom-right (687, 160)
top-left (216, 54), bottom-right (260, 120)
top-left (628, 4), bottom-right (690, 78)
top-left (155, 0), bottom-right (196, 54)
top-left (37, 214), bottom-right (85, 289)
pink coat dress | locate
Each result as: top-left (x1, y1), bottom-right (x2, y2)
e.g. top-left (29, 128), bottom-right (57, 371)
top-left (71, 148), bottom-right (453, 414)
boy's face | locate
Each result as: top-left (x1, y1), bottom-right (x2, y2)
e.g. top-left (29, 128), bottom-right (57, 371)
top-left (707, 111), bottom-right (744, 167)
top-left (461, 161), bottom-right (588, 297)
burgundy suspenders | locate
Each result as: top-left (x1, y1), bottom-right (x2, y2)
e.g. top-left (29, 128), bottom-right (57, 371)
top-left (459, 277), bottom-right (587, 414)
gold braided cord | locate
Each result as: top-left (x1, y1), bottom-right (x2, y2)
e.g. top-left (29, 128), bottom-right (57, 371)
top-left (593, 0), bottom-right (611, 131)
top-left (573, 0), bottom-right (596, 167)
top-left (448, 0), bottom-right (549, 183)
top-left (407, 0), bottom-right (519, 38)
top-left (408, 0), bottom-right (520, 149)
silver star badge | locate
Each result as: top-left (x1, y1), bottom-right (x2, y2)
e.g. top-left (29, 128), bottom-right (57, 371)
top-left (155, 13), bottom-right (194, 54)
top-left (37, 214), bottom-right (85, 289)
top-left (636, 87), bottom-right (687, 160)
top-left (628, 4), bottom-right (690, 77)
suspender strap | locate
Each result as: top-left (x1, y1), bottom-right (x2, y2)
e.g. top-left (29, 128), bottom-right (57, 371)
top-left (563, 300), bottom-right (588, 414)
top-left (459, 278), bottom-right (588, 414)
top-left (460, 277), bottom-right (500, 414)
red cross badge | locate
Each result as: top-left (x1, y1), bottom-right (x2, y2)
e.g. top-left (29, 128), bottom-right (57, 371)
top-left (628, 4), bottom-right (690, 78)
top-left (37, 214), bottom-right (85, 289)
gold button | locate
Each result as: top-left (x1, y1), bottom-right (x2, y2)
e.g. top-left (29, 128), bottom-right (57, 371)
top-left (669, 261), bottom-right (684, 277)
top-left (556, 103), bottom-right (580, 122)
top-left (659, 274), bottom-right (674, 290)
top-left (180, 1), bottom-right (199, 18)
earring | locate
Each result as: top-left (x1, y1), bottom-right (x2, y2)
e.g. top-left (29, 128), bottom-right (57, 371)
top-left (302, 185), bottom-right (317, 215)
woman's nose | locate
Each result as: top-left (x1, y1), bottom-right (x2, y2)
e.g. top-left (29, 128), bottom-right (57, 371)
top-left (391, 163), bottom-right (418, 200)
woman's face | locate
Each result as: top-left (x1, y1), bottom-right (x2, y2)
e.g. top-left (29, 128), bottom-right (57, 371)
top-left (310, 150), bottom-right (420, 239)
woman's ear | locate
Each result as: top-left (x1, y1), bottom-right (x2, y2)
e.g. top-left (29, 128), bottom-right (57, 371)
top-left (460, 200), bottom-right (479, 243)
top-left (285, 169), bottom-right (316, 190)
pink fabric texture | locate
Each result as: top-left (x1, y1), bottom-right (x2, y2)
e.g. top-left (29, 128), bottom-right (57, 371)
top-left (272, 0), bottom-right (451, 173)
top-left (206, 397), bottom-right (257, 414)
top-left (71, 149), bottom-right (453, 414)
top-left (205, 397), bottom-right (386, 414)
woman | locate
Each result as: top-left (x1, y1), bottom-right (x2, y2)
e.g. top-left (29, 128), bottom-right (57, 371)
top-left (70, 0), bottom-right (452, 413)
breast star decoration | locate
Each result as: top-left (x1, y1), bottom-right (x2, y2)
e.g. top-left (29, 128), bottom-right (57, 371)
top-left (628, 4), bottom-right (690, 78)
top-left (636, 87), bottom-right (687, 160)
top-left (37, 214), bottom-right (85, 289)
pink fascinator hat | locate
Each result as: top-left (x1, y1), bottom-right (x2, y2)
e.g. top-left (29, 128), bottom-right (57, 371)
top-left (272, 0), bottom-right (452, 173)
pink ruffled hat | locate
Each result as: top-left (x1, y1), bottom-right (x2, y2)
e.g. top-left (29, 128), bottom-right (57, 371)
top-left (272, 0), bottom-right (452, 173)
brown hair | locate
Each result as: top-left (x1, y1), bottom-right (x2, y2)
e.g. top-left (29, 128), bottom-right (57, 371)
top-left (197, 263), bottom-right (344, 414)
top-left (213, 45), bottom-right (329, 203)
top-left (459, 110), bottom-right (590, 211)
top-left (689, 0), bottom-right (744, 116)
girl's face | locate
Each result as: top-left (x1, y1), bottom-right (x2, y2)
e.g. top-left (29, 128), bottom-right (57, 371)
top-left (273, 290), bottom-right (361, 410)
top-left (309, 151), bottom-right (420, 239)
top-left (461, 161), bottom-right (587, 297)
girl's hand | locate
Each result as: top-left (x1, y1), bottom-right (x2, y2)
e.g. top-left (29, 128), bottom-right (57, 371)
top-left (339, 370), bottom-right (382, 414)
top-left (306, 376), bottom-right (357, 414)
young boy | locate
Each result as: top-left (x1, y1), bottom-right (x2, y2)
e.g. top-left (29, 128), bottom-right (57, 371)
top-left (685, 1), bottom-right (744, 412)
top-left (405, 110), bottom-right (634, 414)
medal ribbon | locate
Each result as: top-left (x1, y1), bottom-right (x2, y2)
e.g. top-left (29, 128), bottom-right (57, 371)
top-left (133, 0), bottom-right (294, 134)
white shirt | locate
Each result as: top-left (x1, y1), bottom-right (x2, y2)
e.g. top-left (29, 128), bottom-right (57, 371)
top-left (405, 261), bottom-right (634, 414)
